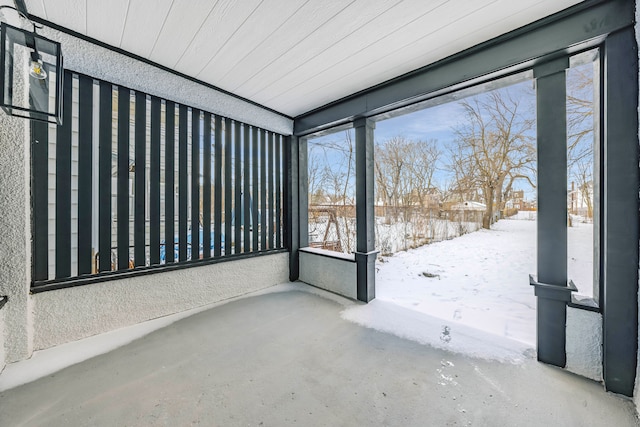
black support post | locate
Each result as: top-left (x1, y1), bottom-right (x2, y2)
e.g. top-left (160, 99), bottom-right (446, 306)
top-left (354, 118), bottom-right (377, 302)
top-left (533, 57), bottom-right (569, 368)
top-left (602, 27), bottom-right (639, 397)
top-left (286, 135), bottom-right (299, 281)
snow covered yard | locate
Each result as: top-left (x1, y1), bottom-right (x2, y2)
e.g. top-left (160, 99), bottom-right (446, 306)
top-left (375, 217), bottom-right (539, 347)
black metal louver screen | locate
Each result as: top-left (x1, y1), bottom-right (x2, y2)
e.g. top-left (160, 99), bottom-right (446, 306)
top-left (31, 70), bottom-right (286, 291)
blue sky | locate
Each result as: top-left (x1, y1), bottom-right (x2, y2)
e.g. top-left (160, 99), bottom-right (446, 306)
top-left (375, 102), bottom-right (464, 144)
top-left (309, 79), bottom-right (540, 200)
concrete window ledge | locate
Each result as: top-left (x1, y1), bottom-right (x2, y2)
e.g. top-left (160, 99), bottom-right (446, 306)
top-left (568, 294), bottom-right (600, 313)
top-left (299, 247), bottom-right (357, 299)
top-left (299, 246), bottom-right (355, 262)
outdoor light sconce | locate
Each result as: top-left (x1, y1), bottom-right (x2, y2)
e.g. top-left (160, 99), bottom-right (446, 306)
top-left (0, 15), bottom-right (63, 125)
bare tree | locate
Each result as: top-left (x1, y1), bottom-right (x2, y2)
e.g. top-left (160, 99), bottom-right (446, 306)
top-left (309, 131), bottom-right (356, 252)
top-left (375, 136), bottom-right (410, 221)
top-left (567, 64), bottom-right (596, 168)
top-left (307, 144), bottom-right (323, 205)
top-left (567, 59), bottom-right (597, 222)
top-left (406, 139), bottom-right (441, 210)
top-left (374, 136), bottom-right (442, 249)
top-left (450, 90), bottom-right (535, 228)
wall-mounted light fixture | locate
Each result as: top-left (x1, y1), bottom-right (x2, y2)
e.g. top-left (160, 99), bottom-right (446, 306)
top-left (0, 6), bottom-right (63, 125)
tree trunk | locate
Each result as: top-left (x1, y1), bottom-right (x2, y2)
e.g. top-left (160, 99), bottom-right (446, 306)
top-left (495, 175), bottom-right (506, 221)
top-left (483, 186), bottom-right (494, 229)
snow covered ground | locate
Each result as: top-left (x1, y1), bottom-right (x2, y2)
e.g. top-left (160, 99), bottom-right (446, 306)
top-left (360, 212), bottom-right (594, 351)
top-left (374, 217), bottom-right (539, 346)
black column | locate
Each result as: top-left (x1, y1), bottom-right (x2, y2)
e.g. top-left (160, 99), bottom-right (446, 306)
top-left (533, 57), bottom-right (570, 367)
top-left (286, 135), bottom-right (300, 281)
top-left (602, 27), bottom-right (639, 397)
top-left (354, 118), bottom-right (376, 303)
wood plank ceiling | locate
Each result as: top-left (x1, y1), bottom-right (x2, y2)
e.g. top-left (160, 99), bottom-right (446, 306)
top-left (24, 0), bottom-right (583, 117)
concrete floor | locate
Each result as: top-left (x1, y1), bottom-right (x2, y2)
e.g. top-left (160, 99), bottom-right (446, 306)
top-left (1, 285), bottom-right (638, 426)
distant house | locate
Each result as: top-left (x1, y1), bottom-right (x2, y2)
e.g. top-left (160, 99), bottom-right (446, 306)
top-left (506, 189), bottom-right (536, 211)
top-left (568, 181), bottom-right (594, 218)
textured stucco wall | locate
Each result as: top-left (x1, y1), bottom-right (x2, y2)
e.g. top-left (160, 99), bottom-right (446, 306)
top-left (0, 21), bottom-right (292, 364)
top-left (299, 250), bottom-right (357, 300)
top-left (0, 112), bottom-right (33, 364)
top-left (37, 26), bottom-right (293, 135)
top-left (566, 307), bottom-right (603, 382)
top-left (33, 253), bottom-right (288, 350)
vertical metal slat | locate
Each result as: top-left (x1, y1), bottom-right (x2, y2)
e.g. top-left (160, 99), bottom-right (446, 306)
top-left (149, 96), bottom-right (161, 265)
top-left (202, 112), bottom-right (212, 259)
top-left (243, 124), bottom-right (251, 252)
top-left (98, 81), bottom-right (113, 272)
top-left (234, 121), bottom-right (242, 253)
top-left (267, 131), bottom-right (274, 250)
top-left (134, 91), bottom-right (146, 267)
top-left (252, 126), bottom-right (259, 252)
top-left (77, 75), bottom-right (93, 275)
top-left (191, 109), bottom-right (201, 260)
top-left (178, 104), bottom-right (188, 261)
top-left (117, 86), bottom-right (130, 270)
top-left (165, 101), bottom-right (175, 263)
top-left (275, 134), bottom-right (282, 249)
top-left (214, 115), bottom-right (223, 257)
top-left (224, 118), bottom-right (232, 255)
top-left (55, 71), bottom-right (73, 278)
top-left (31, 117), bottom-right (48, 281)
top-left (260, 129), bottom-right (267, 250)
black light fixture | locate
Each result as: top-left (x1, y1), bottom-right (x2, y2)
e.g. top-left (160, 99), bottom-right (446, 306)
top-left (0, 5), bottom-right (63, 125)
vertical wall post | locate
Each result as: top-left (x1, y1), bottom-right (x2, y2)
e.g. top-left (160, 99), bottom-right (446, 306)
top-left (354, 118), bottom-right (376, 302)
top-left (533, 57), bottom-right (569, 367)
top-left (286, 135), bottom-right (300, 281)
top-left (602, 27), bottom-right (638, 397)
